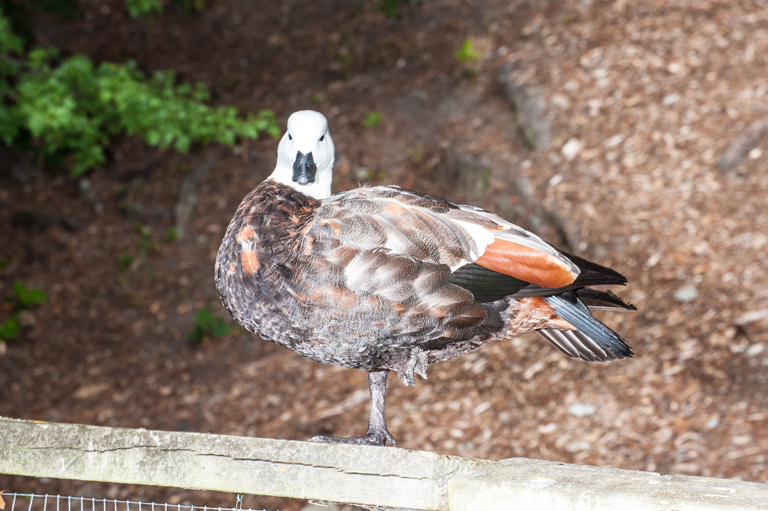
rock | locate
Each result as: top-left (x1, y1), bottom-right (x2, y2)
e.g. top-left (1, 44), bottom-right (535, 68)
top-left (674, 285), bottom-right (698, 303)
top-left (662, 93), bottom-right (681, 105)
top-left (565, 440), bottom-right (592, 452)
top-left (604, 134), bottom-right (625, 148)
top-left (733, 309), bottom-right (768, 341)
top-left (550, 93), bottom-right (571, 110)
top-left (537, 422), bottom-right (557, 434)
top-left (561, 138), bottom-right (582, 161)
top-left (567, 402), bottom-right (597, 417)
top-left (735, 309), bottom-right (768, 325)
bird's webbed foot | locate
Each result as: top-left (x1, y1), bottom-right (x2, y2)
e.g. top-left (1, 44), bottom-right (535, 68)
top-left (309, 429), bottom-right (396, 447)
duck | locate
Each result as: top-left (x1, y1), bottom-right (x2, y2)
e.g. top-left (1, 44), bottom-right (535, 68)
top-left (215, 110), bottom-right (635, 447)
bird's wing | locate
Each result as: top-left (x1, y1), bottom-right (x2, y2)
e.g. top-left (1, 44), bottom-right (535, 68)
top-left (538, 291), bottom-right (634, 361)
top-left (306, 185), bottom-right (633, 366)
top-left (313, 185), bottom-right (580, 288)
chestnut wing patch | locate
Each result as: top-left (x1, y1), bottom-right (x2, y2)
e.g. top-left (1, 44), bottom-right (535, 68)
top-left (450, 250), bottom-right (634, 307)
top-left (473, 238), bottom-right (577, 288)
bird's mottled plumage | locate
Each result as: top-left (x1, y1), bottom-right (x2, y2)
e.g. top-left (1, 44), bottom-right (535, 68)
top-left (215, 110), bottom-right (635, 446)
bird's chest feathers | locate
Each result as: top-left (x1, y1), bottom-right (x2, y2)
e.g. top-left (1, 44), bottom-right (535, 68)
top-left (230, 182), bottom-right (319, 274)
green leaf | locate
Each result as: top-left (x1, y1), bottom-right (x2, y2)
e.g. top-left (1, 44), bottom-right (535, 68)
top-left (117, 253), bottom-right (133, 271)
top-left (455, 39), bottom-right (480, 63)
top-left (0, 103), bottom-right (21, 146)
top-left (363, 111), bottom-right (383, 128)
top-left (125, 0), bottom-right (163, 17)
top-left (0, 316), bottom-right (19, 340)
top-left (0, 58), bottom-right (21, 81)
top-left (189, 306), bottom-right (231, 342)
top-left (0, 9), bottom-right (24, 54)
top-left (26, 47), bottom-right (59, 68)
top-left (13, 281), bottom-right (47, 309)
top-left (164, 226), bottom-right (179, 242)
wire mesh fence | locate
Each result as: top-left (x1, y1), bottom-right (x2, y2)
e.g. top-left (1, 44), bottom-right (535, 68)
top-left (0, 494), bottom-right (274, 511)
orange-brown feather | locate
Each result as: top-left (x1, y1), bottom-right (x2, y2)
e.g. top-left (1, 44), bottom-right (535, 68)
top-left (236, 225), bottom-right (256, 244)
top-left (474, 239), bottom-right (577, 288)
top-left (507, 296), bottom-right (577, 331)
top-left (325, 286), bottom-right (359, 308)
top-left (241, 250), bottom-right (260, 274)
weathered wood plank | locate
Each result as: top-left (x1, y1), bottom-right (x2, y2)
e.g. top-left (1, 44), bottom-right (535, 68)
top-left (0, 417), bottom-right (481, 510)
top-left (449, 457), bottom-right (768, 511)
top-left (3, 418), bottom-right (768, 510)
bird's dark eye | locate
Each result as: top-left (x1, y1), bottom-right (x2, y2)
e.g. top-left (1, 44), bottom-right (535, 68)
top-left (288, 134), bottom-right (292, 140)
top-left (319, 134), bottom-right (325, 142)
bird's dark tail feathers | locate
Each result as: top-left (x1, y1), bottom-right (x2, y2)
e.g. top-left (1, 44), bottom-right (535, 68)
top-left (538, 290), bottom-right (634, 363)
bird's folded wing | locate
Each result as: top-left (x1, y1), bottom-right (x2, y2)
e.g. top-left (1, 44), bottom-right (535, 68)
top-left (312, 185), bottom-right (579, 288)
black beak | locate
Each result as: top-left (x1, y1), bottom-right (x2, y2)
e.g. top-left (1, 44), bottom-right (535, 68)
top-left (292, 151), bottom-right (317, 185)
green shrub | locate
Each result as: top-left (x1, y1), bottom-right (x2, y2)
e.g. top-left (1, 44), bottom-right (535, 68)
top-left (0, 6), bottom-right (280, 176)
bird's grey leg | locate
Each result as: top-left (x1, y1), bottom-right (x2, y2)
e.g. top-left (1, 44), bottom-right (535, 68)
top-left (310, 370), bottom-right (396, 447)
top-left (365, 370), bottom-right (396, 445)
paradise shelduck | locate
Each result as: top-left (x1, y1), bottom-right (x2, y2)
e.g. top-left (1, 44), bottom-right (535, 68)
top-left (215, 110), bottom-right (635, 446)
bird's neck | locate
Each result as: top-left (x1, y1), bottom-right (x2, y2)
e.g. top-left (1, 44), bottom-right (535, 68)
top-left (267, 165), bottom-right (332, 200)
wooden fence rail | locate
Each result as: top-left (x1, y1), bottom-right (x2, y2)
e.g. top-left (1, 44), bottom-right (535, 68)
top-left (2, 417), bottom-right (768, 510)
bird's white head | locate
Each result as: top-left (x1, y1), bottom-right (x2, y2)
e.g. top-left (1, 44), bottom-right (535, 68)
top-left (268, 110), bottom-right (335, 200)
